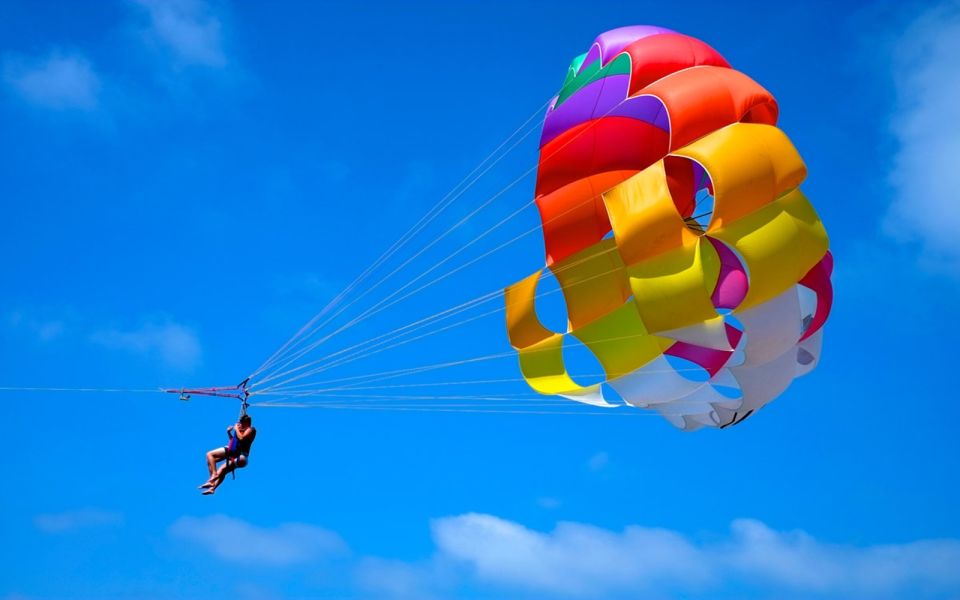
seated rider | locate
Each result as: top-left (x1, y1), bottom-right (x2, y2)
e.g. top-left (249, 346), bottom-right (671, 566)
top-left (200, 414), bottom-right (256, 495)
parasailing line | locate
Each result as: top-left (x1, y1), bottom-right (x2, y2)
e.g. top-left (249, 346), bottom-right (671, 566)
top-left (249, 88), bottom-right (646, 392)
top-left (248, 98), bottom-right (553, 381)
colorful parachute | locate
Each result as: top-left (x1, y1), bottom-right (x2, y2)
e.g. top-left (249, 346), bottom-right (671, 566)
top-left (504, 26), bottom-right (833, 430)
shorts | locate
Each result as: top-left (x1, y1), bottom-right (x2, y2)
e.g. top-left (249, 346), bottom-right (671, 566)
top-left (223, 446), bottom-right (245, 460)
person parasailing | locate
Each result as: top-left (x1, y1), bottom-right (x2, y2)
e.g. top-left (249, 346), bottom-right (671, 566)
top-left (199, 413), bottom-right (256, 495)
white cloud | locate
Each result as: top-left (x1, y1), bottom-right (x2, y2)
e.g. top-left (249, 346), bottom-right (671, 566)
top-left (160, 512), bottom-right (960, 598)
top-left (2, 51), bottom-right (100, 110)
top-left (169, 515), bottom-right (347, 567)
top-left (34, 508), bottom-right (123, 533)
top-left (884, 1), bottom-right (960, 269)
top-left (90, 318), bottom-right (202, 371)
top-left (131, 0), bottom-right (227, 68)
top-left (430, 513), bottom-right (960, 598)
top-left (725, 518), bottom-right (960, 595)
top-left (432, 513), bottom-right (708, 596)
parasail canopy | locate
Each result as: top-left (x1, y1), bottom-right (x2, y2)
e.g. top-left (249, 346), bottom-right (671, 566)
top-left (505, 25), bottom-right (833, 430)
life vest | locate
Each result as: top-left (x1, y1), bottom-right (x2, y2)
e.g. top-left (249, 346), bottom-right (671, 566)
top-left (226, 431), bottom-right (241, 458)
top-left (227, 428), bottom-right (253, 458)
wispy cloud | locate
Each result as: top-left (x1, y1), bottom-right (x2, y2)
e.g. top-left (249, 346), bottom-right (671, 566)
top-left (884, 1), bottom-right (960, 270)
top-left (430, 513), bottom-right (960, 597)
top-left (587, 451), bottom-right (609, 471)
top-left (34, 508), bottom-right (123, 533)
top-left (5, 310), bottom-right (66, 343)
top-left (2, 50), bottom-right (100, 110)
top-left (274, 272), bottom-right (342, 304)
top-left (537, 496), bottom-right (561, 509)
top-left (355, 557), bottom-right (445, 600)
top-left (130, 0), bottom-right (228, 69)
top-left (4, 307), bottom-right (201, 372)
top-left (90, 318), bottom-right (202, 371)
top-left (231, 583), bottom-right (284, 600)
top-left (315, 159), bottom-right (352, 183)
top-left (169, 515), bottom-right (347, 566)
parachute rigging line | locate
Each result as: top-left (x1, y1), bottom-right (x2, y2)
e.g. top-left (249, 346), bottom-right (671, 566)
top-left (255, 329), bottom-right (705, 400)
top-left (252, 251), bottom-right (632, 393)
top-left (249, 403), bottom-right (667, 417)
top-left (247, 98), bottom-right (553, 382)
top-left (0, 98), bottom-right (562, 412)
top-left (249, 89), bottom-right (645, 391)
top-left (250, 243), bottom-right (625, 393)
top-left (255, 170), bottom-right (539, 386)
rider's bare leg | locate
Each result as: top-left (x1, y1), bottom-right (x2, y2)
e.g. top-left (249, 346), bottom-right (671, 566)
top-left (203, 456), bottom-right (247, 495)
top-left (200, 447), bottom-right (227, 487)
top-left (206, 447), bottom-right (226, 478)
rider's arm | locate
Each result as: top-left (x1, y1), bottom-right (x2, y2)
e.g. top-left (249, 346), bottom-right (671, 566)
top-left (226, 425), bottom-right (234, 439)
top-left (236, 426), bottom-right (254, 441)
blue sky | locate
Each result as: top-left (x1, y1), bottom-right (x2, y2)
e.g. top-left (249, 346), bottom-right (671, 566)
top-left (2, 0), bottom-right (959, 598)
